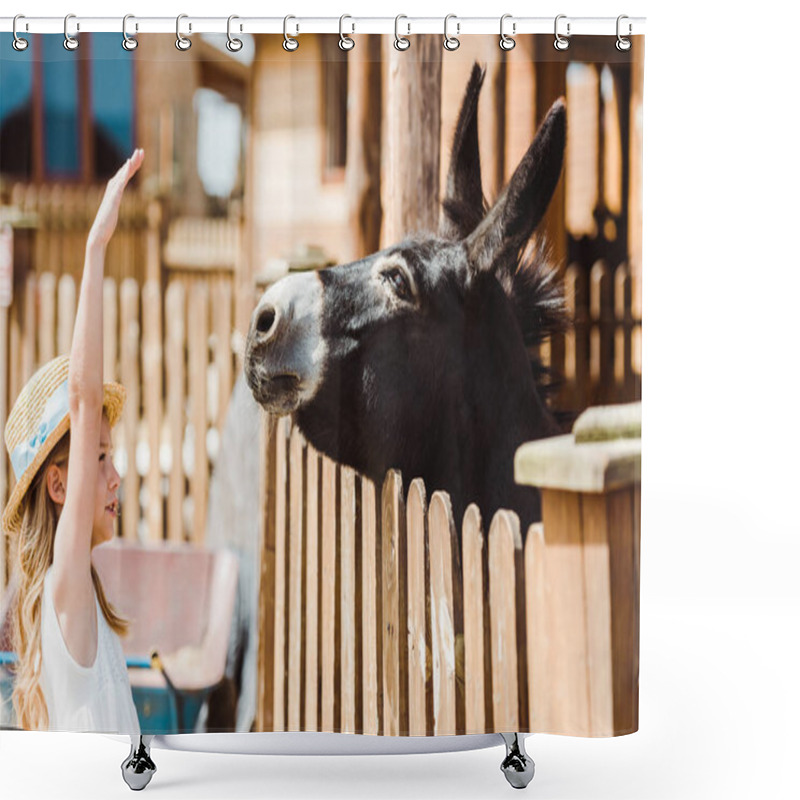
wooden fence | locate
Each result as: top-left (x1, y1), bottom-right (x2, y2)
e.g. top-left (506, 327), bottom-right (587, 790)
top-left (256, 414), bottom-right (640, 738)
top-left (554, 260), bottom-right (642, 413)
top-left (3, 182), bottom-right (151, 285)
top-left (0, 269), bottom-right (237, 575)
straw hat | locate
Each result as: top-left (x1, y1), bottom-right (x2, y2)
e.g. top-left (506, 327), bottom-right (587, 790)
top-left (2, 355), bottom-right (126, 534)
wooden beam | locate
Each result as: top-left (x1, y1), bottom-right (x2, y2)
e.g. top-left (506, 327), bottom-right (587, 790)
top-left (381, 36), bottom-right (442, 245)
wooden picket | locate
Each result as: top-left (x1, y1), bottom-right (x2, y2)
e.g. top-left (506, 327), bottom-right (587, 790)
top-left (304, 443), bottom-right (320, 731)
top-left (406, 479), bottom-right (427, 736)
top-left (360, 477), bottom-right (381, 735)
top-left (462, 504), bottom-right (488, 734)
top-left (319, 454), bottom-right (338, 733)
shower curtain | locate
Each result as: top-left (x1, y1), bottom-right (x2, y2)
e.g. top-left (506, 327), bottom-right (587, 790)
top-left (0, 27), bottom-right (643, 739)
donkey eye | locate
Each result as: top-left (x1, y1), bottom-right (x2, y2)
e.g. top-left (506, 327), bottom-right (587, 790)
top-left (382, 267), bottom-right (413, 302)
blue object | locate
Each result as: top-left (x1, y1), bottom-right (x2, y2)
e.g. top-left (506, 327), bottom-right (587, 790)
top-left (0, 651), bottom-right (210, 733)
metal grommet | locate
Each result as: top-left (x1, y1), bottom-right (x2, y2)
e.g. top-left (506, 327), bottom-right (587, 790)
top-left (499, 14), bottom-right (516, 51)
top-left (122, 14), bottom-right (138, 51)
top-left (339, 14), bottom-right (355, 51)
top-left (283, 15), bottom-right (299, 52)
top-left (12, 15), bottom-right (29, 51)
top-left (443, 14), bottom-right (460, 51)
top-left (394, 15), bottom-right (410, 51)
top-left (226, 15), bottom-right (243, 52)
top-left (554, 14), bottom-right (570, 51)
top-left (63, 13), bottom-right (79, 51)
top-left (616, 15), bottom-right (632, 51)
top-left (176, 14), bottom-right (191, 50)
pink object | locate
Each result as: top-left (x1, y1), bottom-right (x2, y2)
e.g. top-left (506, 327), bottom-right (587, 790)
top-left (92, 540), bottom-right (238, 692)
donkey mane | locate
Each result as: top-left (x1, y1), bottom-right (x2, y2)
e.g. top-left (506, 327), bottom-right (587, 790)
top-left (501, 238), bottom-right (569, 403)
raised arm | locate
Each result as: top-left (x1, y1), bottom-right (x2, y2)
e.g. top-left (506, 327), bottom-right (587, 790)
top-left (51, 150), bottom-right (143, 657)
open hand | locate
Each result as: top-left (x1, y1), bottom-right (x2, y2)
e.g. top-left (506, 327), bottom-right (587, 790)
top-left (88, 148), bottom-right (144, 249)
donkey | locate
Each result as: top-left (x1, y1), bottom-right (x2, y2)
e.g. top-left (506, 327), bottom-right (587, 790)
top-left (244, 64), bottom-right (568, 536)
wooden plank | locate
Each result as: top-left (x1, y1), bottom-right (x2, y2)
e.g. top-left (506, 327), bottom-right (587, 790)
top-left (187, 281), bottom-right (208, 544)
top-left (340, 465), bottom-right (358, 733)
top-left (320, 455), bottom-right (339, 733)
top-left (8, 289), bottom-right (22, 418)
top-left (488, 510), bottom-right (522, 732)
top-left (164, 280), bottom-right (186, 543)
top-left (256, 413), bottom-right (277, 732)
top-left (38, 272), bottom-right (57, 365)
top-left (406, 478), bottom-right (428, 736)
top-left (381, 469), bottom-right (406, 736)
top-left (145, 201), bottom-right (161, 284)
top-left (272, 416), bottom-right (291, 731)
top-left (287, 427), bottom-right (306, 732)
top-left (482, 54), bottom-right (507, 201)
top-left (525, 522), bottom-right (546, 732)
top-left (462, 504), bottom-right (487, 733)
top-left (102, 277), bottom-right (117, 383)
top-left (615, 262), bottom-right (635, 401)
top-left (212, 278), bottom-right (233, 426)
top-left (580, 492), bottom-right (615, 734)
top-left (119, 279), bottom-right (140, 542)
top-left (428, 491), bottom-right (462, 736)
top-left (536, 489), bottom-right (591, 735)
top-left (304, 444), bottom-right (320, 731)
top-left (142, 280), bottom-right (163, 542)
top-left (607, 487), bottom-right (639, 734)
top-left (56, 273), bottom-right (76, 357)
top-left (360, 477), bottom-right (381, 735)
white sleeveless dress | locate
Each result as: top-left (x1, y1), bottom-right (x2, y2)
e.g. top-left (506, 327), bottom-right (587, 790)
top-left (40, 566), bottom-right (140, 733)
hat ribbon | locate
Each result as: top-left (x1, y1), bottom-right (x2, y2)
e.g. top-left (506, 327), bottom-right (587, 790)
top-left (10, 379), bottom-right (70, 481)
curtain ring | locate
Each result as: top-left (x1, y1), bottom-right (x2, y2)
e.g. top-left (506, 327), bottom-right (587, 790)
top-left (12, 15), bottom-right (29, 51)
top-left (339, 14), bottom-right (355, 51)
top-left (443, 14), bottom-right (460, 51)
top-left (283, 15), bottom-right (299, 51)
top-left (226, 15), bottom-right (243, 52)
top-left (63, 13), bottom-right (79, 51)
top-left (499, 14), bottom-right (516, 51)
top-left (122, 14), bottom-right (138, 51)
top-left (616, 15), bottom-right (632, 51)
top-left (394, 15), bottom-right (410, 51)
top-left (176, 14), bottom-right (191, 50)
top-left (554, 14), bottom-right (570, 51)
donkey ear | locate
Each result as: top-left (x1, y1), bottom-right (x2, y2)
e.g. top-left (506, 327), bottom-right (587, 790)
top-left (465, 97), bottom-right (566, 273)
top-left (438, 63), bottom-right (486, 241)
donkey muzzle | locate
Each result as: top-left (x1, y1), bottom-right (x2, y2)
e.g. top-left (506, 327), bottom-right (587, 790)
top-left (244, 271), bottom-right (326, 414)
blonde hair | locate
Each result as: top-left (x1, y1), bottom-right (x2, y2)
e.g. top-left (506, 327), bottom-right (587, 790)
top-left (9, 424), bottom-right (130, 731)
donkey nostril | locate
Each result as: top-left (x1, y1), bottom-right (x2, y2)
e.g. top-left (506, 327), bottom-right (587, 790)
top-left (256, 305), bottom-right (277, 336)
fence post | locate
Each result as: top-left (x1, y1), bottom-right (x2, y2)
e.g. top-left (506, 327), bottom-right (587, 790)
top-left (381, 35), bottom-right (442, 246)
top-left (515, 401), bottom-right (641, 736)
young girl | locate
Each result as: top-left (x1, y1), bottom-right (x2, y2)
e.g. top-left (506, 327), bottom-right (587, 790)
top-left (3, 149), bottom-right (145, 734)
